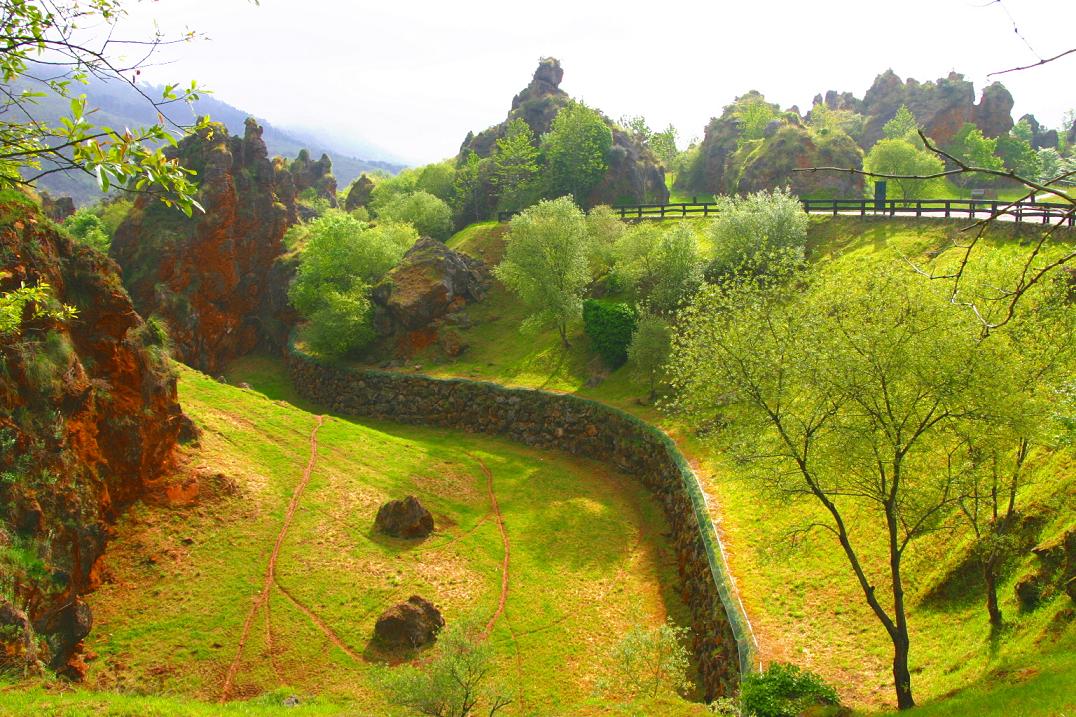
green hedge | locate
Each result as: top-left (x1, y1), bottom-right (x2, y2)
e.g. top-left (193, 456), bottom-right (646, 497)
top-left (582, 299), bottom-right (637, 368)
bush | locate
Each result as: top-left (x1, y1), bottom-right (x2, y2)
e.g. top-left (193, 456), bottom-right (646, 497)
top-left (583, 299), bottom-right (636, 368)
top-left (63, 209), bottom-right (110, 253)
top-left (628, 311), bottom-right (672, 400)
top-left (612, 223), bottom-right (703, 312)
top-left (377, 190), bottom-right (453, 241)
top-left (739, 663), bottom-right (840, 717)
top-left (707, 188), bottom-right (808, 280)
top-left (605, 619), bottom-right (692, 699)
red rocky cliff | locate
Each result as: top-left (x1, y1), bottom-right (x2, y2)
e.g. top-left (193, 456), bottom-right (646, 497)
top-left (110, 118), bottom-right (298, 374)
top-left (0, 193), bottom-right (183, 677)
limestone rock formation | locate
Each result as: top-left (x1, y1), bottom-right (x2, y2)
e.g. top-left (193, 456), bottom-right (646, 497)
top-left (344, 173), bottom-right (375, 211)
top-left (373, 595), bottom-right (444, 649)
top-left (737, 124), bottom-right (864, 197)
top-left (40, 192), bottom-right (75, 223)
top-left (0, 194), bottom-right (182, 677)
top-left (1020, 114), bottom-right (1059, 150)
top-left (374, 495), bottom-right (434, 539)
top-left (110, 118), bottom-right (297, 373)
top-left (372, 238), bottom-right (489, 334)
top-left (459, 58), bottom-right (668, 206)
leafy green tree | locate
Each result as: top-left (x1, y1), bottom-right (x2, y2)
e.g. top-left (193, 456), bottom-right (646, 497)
top-left (453, 150), bottom-right (484, 224)
top-left (883, 104), bottom-right (920, 142)
top-left (628, 311), bottom-right (672, 401)
top-left (707, 188), bottom-right (808, 280)
top-left (492, 119), bottom-right (540, 212)
top-left (584, 204), bottom-right (626, 275)
top-left (541, 101), bottom-right (612, 204)
top-left (735, 95), bottom-right (779, 142)
top-left (370, 168), bottom-right (421, 213)
top-left (0, 0), bottom-right (206, 215)
top-left (63, 209), bottom-right (110, 252)
top-left (669, 264), bottom-right (1010, 710)
top-left (416, 161), bottom-right (457, 203)
top-left (995, 129), bottom-right (1042, 179)
top-left (377, 190), bottom-right (454, 241)
top-left (948, 123), bottom-right (1005, 186)
top-left (378, 620), bottom-right (511, 717)
top-left (605, 620), bottom-right (692, 700)
top-left (1036, 147), bottom-right (1063, 183)
top-left (864, 139), bottom-right (945, 200)
top-left (289, 210), bottom-right (415, 357)
top-left (494, 197), bottom-right (590, 347)
top-left (582, 299), bottom-right (636, 368)
top-left (612, 223), bottom-right (702, 312)
top-left (649, 124), bottom-right (679, 166)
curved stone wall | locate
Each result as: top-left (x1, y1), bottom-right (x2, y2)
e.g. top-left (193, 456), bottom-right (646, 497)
top-left (285, 346), bottom-right (757, 699)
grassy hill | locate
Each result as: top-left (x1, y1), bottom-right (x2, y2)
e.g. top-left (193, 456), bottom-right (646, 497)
top-left (0, 364), bottom-right (704, 716)
top-left (356, 216), bottom-right (1076, 714)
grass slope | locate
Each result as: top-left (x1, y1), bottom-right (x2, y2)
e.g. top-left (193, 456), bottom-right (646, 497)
top-left (0, 364), bottom-right (704, 716)
top-left (409, 216), bottom-right (1076, 713)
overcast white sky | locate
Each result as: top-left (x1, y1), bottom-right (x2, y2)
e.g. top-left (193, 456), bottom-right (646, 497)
top-left (119, 0), bottom-right (1076, 165)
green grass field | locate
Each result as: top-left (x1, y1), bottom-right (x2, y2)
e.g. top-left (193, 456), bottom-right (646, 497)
top-left (411, 216), bottom-right (1076, 713)
top-left (0, 365), bottom-right (706, 716)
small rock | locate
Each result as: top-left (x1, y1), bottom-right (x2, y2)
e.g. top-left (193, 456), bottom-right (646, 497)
top-left (375, 496), bottom-right (435, 539)
top-left (373, 595), bottom-right (444, 649)
top-left (238, 382), bottom-right (252, 390)
top-left (283, 695), bottom-right (301, 707)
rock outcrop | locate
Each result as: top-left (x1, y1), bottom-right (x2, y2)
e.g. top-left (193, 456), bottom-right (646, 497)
top-left (459, 58), bottom-right (668, 206)
top-left (39, 192), bottom-right (76, 223)
top-left (737, 124), bottom-right (864, 197)
top-left (374, 496), bottom-right (434, 539)
top-left (1020, 114), bottom-right (1060, 150)
top-left (110, 118), bottom-right (297, 373)
top-left (833, 70), bottom-right (1014, 147)
top-left (344, 173), bottom-right (375, 212)
top-left (373, 596), bottom-right (444, 649)
top-left (289, 149), bottom-right (338, 207)
top-left (0, 193), bottom-right (182, 677)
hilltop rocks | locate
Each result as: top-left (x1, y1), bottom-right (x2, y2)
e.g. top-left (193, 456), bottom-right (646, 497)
top-left (111, 118), bottom-right (297, 373)
top-left (1020, 114), bottom-right (1059, 150)
top-left (0, 195), bottom-right (182, 677)
top-left (290, 149), bottom-right (338, 207)
top-left (375, 496), bottom-right (434, 539)
top-left (459, 58), bottom-right (668, 206)
top-left (843, 70), bottom-right (1014, 147)
top-left (344, 173), bottom-right (375, 211)
top-left (372, 238), bottom-right (490, 333)
top-left (373, 596), bottom-right (444, 649)
top-left (738, 124), bottom-right (864, 197)
top-left (40, 192), bottom-right (76, 223)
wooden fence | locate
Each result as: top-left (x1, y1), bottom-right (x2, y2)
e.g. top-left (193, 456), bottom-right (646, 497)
top-left (497, 198), bottom-right (1075, 225)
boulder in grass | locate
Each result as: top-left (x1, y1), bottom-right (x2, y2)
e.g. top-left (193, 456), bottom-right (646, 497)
top-left (374, 495), bottom-right (434, 539)
top-left (373, 595), bottom-right (444, 649)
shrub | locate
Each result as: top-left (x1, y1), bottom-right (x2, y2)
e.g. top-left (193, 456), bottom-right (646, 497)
top-left (606, 619), bottom-right (692, 699)
top-left (583, 299), bottom-right (637, 368)
top-left (63, 209), bottom-right (110, 253)
top-left (612, 223), bottom-right (703, 311)
top-left (377, 190), bottom-right (453, 241)
top-left (739, 663), bottom-right (840, 717)
top-left (585, 204), bottom-right (625, 275)
top-left (707, 188), bottom-right (808, 280)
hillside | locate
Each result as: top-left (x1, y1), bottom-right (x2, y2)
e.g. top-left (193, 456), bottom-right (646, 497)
top-left (343, 216), bottom-right (1076, 714)
top-left (13, 68), bottom-right (404, 205)
top-left (0, 363), bottom-right (705, 715)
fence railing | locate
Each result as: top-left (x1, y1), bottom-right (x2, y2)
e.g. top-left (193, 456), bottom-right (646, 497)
top-left (496, 198), bottom-right (1075, 225)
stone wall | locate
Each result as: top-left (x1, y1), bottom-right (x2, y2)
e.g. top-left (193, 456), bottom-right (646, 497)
top-left (286, 346), bottom-right (756, 699)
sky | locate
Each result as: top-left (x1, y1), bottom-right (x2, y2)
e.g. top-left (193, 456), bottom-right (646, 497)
top-left (115, 0), bottom-right (1076, 165)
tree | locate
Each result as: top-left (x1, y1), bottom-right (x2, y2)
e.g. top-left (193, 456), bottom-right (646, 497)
top-left (379, 620), bottom-right (511, 717)
top-left (605, 620), bottom-right (692, 700)
top-left (453, 150), bottom-right (484, 224)
top-left (627, 311), bottom-right (672, 402)
top-left (948, 124), bottom-right (1005, 187)
top-left (883, 105), bottom-right (920, 142)
top-left (377, 190), bottom-right (454, 241)
top-left (864, 139), bottom-right (945, 200)
top-left (669, 264), bottom-right (1007, 710)
top-left (289, 210), bottom-right (415, 357)
top-left (649, 124), bottom-right (679, 167)
top-left (584, 203), bottom-right (625, 275)
top-left (541, 101), bottom-right (612, 204)
top-left (491, 119), bottom-right (539, 212)
top-left (995, 130), bottom-right (1041, 179)
top-left (611, 223), bottom-right (703, 313)
top-left (0, 0), bottom-right (207, 215)
top-left (494, 197), bottom-right (590, 347)
top-left (707, 188), bottom-right (808, 280)
top-left (416, 161), bottom-right (457, 203)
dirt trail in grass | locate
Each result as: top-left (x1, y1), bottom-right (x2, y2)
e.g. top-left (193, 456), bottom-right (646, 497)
top-left (220, 415), bottom-right (324, 702)
top-left (273, 576), bottom-right (362, 662)
top-left (469, 454), bottom-right (511, 640)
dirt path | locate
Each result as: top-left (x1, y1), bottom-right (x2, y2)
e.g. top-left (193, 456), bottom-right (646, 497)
top-left (273, 576), bottom-right (363, 662)
top-left (219, 415), bottom-right (324, 702)
top-left (468, 453), bottom-right (510, 641)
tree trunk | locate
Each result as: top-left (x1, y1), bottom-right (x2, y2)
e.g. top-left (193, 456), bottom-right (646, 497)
top-left (558, 324), bottom-right (571, 348)
top-left (984, 559), bottom-right (1003, 627)
top-left (893, 629), bottom-right (915, 710)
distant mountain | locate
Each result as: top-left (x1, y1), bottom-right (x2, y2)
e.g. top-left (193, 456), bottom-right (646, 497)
top-left (16, 69), bottom-right (405, 205)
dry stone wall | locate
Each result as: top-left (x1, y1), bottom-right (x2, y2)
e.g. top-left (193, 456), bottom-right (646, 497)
top-left (286, 346), bottom-right (756, 699)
